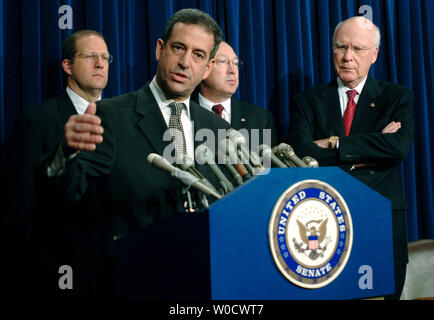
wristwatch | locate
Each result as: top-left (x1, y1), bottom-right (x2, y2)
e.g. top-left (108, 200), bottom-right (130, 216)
top-left (328, 136), bottom-right (339, 149)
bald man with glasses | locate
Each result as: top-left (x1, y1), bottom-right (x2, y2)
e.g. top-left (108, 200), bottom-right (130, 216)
top-left (194, 41), bottom-right (279, 148)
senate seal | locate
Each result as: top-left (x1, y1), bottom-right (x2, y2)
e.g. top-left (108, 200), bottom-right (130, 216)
top-left (268, 180), bottom-right (353, 289)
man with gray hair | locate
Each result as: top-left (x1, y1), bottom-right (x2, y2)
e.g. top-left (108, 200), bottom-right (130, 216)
top-left (287, 16), bottom-right (414, 299)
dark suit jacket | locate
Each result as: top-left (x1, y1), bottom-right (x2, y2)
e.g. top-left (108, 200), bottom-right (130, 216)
top-left (192, 93), bottom-right (279, 148)
top-left (229, 97), bottom-right (279, 147)
top-left (7, 92), bottom-right (76, 226)
top-left (287, 76), bottom-right (414, 264)
top-left (5, 92), bottom-right (110, 298)
top-left (44, 85), bottom-right (231, 252)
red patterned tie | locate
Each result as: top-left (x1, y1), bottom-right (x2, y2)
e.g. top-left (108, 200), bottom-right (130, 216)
top-left (212, 104), bottom-right (224, 117)
top-left (343, 89), bottom-right (358, 136)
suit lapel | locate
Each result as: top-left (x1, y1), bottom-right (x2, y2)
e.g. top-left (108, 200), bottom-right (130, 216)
top-left (230, 97), bottom-right (242, 130)
top-left (319, 80), bottom-right (345, 136)
top-left (58, 91), bottom-right (78, 118)
top-left (350, 76), bottom-right (383, 135)
top-left (134, 86), bottom-right (171, 156)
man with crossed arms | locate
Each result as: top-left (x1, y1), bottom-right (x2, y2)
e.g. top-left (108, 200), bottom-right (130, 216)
top-left (287, 16), bottom-right (414, 300)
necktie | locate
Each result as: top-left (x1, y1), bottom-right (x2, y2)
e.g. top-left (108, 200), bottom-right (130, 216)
top-left (212, 104), bottom-right (224, 117)
top-left (168, 102), bottom-right (187, 157)
top-left (343, 89), bottom-right (358, 136)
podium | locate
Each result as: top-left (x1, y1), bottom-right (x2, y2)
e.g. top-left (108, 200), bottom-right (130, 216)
top-left (115, 168), bottom-right (395, 300)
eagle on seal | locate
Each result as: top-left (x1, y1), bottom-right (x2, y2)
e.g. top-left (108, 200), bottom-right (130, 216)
top-left (297, 219), bottom-right (328, 250)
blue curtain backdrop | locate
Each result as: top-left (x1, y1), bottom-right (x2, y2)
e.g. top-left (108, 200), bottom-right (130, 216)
top-left (0, 0), bottom-right (432, 241)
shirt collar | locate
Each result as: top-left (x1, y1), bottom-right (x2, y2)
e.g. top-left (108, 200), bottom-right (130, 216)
top-left (198, 93), bottom-right (231, 112)
top-left (337, 76), bottom-right (367, 97)
top-left (149, 76), bottom-right (190, 118)
top-left (66, 86), bottom-right (101, 115)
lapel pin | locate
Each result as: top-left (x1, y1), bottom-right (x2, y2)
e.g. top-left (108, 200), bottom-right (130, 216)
top-left (241, 118), bottom-right (246, 122)
top-left (370, 102), bottom-right (375, 108)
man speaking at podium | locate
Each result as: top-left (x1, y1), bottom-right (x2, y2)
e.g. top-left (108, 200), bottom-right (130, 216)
top-left (287, 16), bottom-right (414, 299)
top-left (39, 9), bottom-right (229, 297)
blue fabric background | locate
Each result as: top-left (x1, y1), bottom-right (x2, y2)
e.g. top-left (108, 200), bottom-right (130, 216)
top-left (0, 0), bottom-right (432, 240)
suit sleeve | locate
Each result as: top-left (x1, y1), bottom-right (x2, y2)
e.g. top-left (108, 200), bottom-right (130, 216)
top-left (338, 88), bottom-right (414, 165)
top-left (6, 111), bottom-right (44, 229)
top-left (38, 104), bottom-right (116, 204)
top-left (287, 93), bottom-right (339, 166)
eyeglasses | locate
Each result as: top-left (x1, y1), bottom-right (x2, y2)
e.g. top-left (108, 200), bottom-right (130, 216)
top-left (215, 56), bottom-right (243, 69)
top-left (333, 44), bottom-right (373, 56)
top-left (72, 52), bottom-right (113, 64)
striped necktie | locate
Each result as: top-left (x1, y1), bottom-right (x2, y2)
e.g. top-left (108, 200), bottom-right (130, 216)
top-left (168, 102), bottom-right (187, 157)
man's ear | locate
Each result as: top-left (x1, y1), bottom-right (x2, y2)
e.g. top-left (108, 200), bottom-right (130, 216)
top-left (371, 47), bottom-right (379, 64)
top-left (62, 59), bottom-right (72, 76)
top-left (156, 39), bottom-right (164, 61)
top-left (203, 58), bottom-right (215, 80)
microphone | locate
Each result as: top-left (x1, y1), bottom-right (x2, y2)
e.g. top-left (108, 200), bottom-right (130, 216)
top-left (226, 129), bottom-right (263, 169)
top-left (219, 138), bottom-right (252, 181)
top-left (147, 153), bottom-right (221, 200)
top-left (175, 154), bottom-right (218, 193)
top-left (195, 145), bottom-right (234, 193)
top-left (236, 149), bottom-right (255, 175)
top-left (303, 156), bottom-right (319, 167)
top-left (272, 145), bottom-right (295, 167)
top-left (217, 150), bottom-right (244, 186)
top-left (273, 143), bottom-right (308, 167)
top-left (257, 144), bottom-right (287, 168)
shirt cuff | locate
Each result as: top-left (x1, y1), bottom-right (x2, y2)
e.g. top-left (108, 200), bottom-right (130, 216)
top-left (47, 139), bottom-right (78, 177)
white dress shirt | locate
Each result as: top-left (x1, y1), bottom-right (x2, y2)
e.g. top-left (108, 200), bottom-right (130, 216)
top-left (198, 93), bottom-right (231, 124)
top-left (66, 86), bottom-right (101, 115)
top-left (337, 76), bottom-right (367, 117)
top-left (149, 77), bottom-right (194, 159)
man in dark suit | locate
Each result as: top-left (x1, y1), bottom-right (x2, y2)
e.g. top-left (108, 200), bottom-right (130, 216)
top-left (4, 30), bottom-right (111, 298)
top-left (40, 9), bottom-right (229, 297)
top-left (287, 17), bottom-right (414, 299)
top-left (195, 41), bottom-right (278, 148)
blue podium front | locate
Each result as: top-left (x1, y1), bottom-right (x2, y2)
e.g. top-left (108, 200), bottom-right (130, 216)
top-left (209, 167), bottom-right (394, 299)
top-left (115, 168), bottom-right (395, 300)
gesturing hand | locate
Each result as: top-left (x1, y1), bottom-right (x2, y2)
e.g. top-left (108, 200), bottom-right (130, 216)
top-left (64, 102), bottom-right (104, 152)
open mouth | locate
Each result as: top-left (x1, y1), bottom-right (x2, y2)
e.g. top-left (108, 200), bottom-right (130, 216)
top-left (171, 72), bottom-right (189, 82)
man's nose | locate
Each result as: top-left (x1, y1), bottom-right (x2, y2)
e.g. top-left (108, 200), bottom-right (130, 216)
top-left (94, 55), bottom-right (105, 68)
top-left (178, 52), bottom-right (192, 69)
top-left (227, 61), bottom-right (236, 74)
top-left (342, 47), bottom-right (355, 61)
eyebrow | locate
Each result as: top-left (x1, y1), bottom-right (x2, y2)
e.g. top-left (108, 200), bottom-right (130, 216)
top-left (172, 41), bottom-right (208, 56)
top-left (334, 41), bottom-right (370, 48)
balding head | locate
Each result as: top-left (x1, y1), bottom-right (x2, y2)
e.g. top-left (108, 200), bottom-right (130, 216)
top-left (332, 16), bottom-right (380, 88)
top-left (200, 41), bottom-right (240, 102)
top-left (333, 16), bottom-right (381, 48)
